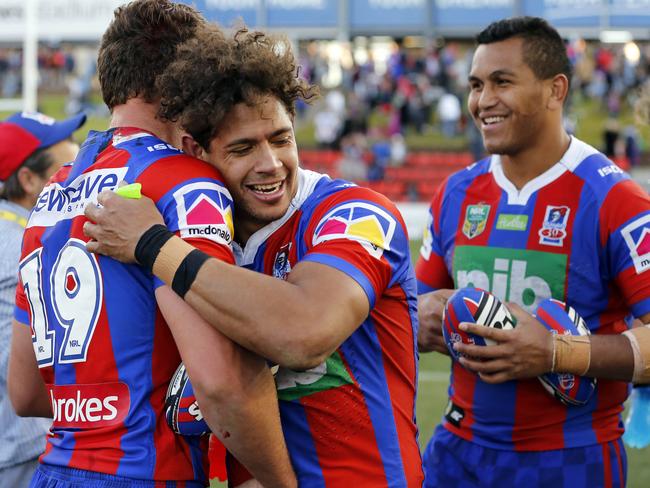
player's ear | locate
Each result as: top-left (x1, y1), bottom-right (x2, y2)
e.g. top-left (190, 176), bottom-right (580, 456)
top-left (547, 73), bottom-right (569, 110)
top-left (181, 134), bottom-right (205, 159)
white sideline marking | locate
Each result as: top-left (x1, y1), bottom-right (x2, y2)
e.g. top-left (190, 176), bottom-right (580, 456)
top-left (418, 371), bottom-right (449, 383)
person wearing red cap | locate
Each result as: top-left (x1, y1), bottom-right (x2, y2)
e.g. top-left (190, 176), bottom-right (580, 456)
top-left (0, 110), bottom-right (85, 488)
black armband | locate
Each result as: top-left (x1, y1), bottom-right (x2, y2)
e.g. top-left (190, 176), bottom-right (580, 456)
top-left (171, 249), bottom-right (211, 298)
top-left (135, 224), bottom-right (174, 273)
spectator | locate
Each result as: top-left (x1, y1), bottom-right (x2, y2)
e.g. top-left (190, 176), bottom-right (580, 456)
top-left (437, 90), bottom-right (461, 137)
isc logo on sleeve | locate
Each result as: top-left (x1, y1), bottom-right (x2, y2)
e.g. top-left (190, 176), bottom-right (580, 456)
top-left (174, 182), bottom-right (234, 245)
top-left (621, 214), bottom-right (650, 274)
top-left (312, 201), bottom-right (397, 259)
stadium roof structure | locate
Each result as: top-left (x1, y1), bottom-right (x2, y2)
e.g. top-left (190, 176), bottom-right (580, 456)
top-left (1, 0), bottom-right (649, 43)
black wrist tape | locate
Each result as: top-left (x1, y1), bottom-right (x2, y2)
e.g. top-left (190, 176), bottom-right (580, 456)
top-left (171, 249), bottom-right (211, 298)
top-left (135, 224), bottom-right (174, 273)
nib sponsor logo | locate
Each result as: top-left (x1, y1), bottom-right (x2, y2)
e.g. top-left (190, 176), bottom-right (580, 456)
top-left (49, 382), bottom-right (129, 428)
top-left (453, 246), bottom-right (567, 312)
top-left (175, 183), bottom-right (234, 245)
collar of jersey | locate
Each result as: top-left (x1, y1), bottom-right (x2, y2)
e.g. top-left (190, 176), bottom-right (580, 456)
top-left (489, 135), bottom-right (598, 206)
top-left (233, 168), bottom-right (326, 266)
top-left (112, 127), bottom-right (157, 146)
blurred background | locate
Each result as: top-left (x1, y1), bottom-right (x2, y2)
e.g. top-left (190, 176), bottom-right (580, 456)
top-left (2, 1), bottom-right (650, 485)
top-left (2, 0), bottom-right (650, 216)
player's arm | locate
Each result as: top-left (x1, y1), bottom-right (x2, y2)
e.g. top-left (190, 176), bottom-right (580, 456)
top-left (182, 258), bottom-right (368, 370)
top-left (415, 185), bottom-right (455, 354)
top-left (155, 286), bottom-right (296, 488)
top-left (84, 192), bottom-right (370, 369)
top-left (8, 320), bottom-right (52, 418)
top-left (453, 307), bottom-right (646, 383)
top-left (417, 289), bottom-right (455, 354)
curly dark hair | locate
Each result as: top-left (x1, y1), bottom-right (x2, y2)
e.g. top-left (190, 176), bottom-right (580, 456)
top-left (158, 26), bottom-right (319, 150)
top-left (476, 16), bottom-right (572, 86)
top-left (98, 0), bottom-right (206, 110)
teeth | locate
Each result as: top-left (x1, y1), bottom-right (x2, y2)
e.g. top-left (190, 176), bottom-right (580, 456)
top-left (483, 116), bottom-right (505, 124)
top-left (250, 182), bottom-right (282, 193)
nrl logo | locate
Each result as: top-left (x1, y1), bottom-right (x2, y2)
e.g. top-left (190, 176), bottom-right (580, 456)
top-left (462, 204), bottom-right (490, 239)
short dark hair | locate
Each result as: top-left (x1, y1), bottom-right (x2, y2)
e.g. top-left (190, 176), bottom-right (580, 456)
top-left (98, 0), bottom-right (206, 110)
top-left (157, 26), bottom-right (319, 150)
top-left (0, 148), bottom-right (53, 201)
top-left (476, 16), bottom-right (572, 85)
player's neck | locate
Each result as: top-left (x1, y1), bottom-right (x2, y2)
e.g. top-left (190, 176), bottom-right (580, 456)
top-left (109, 98), bottom-right (178, 146)
top-left (500, 128), bottom-right (571, 190)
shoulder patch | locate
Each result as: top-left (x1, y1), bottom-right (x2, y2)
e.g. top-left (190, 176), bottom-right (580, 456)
top-left (621, 214), bottom-right (650, 274)
top-left (312, 201), bottom-right (397, 259)
top-left (174, 182), bottom-right (234, 245)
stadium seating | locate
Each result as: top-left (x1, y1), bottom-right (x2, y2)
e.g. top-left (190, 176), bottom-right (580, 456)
top-left (298, 149), bottom-right (472, 202)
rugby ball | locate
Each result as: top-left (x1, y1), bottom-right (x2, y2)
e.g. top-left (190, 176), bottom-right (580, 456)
top-left (442, 287), bottom-right (517, 361)
top-left (535, 298), bottom-right (596, 406)
top-left (165, 363), bottom-right (211, 436)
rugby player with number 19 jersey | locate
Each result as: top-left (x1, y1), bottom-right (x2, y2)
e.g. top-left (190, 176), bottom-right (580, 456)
top-left (13, 128), bottom-right (234, 486)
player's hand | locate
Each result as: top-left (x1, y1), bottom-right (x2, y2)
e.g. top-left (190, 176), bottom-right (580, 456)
top-left (83, 190), bottom-right (164, 263)
top-left (418, 289), bottom-right (455, 354)
top-left (454, 303), bottom-right (554, 383)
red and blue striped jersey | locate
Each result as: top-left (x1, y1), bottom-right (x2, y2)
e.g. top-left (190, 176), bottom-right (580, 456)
top-left (416, 137), bottom-right (650, 450)
top-left (234, 169), bottom-right (423, 487)
top-left (14, 128), bottom-right (235, 483)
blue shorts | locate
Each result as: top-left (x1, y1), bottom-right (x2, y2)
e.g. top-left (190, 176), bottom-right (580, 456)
top-left (423, 425), bottom-right (627, 488)
top-left (30, 464), bottom-right (207, 488)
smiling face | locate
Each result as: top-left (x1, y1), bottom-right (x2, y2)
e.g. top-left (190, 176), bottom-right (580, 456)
top-left (468, 36), bottom-right (553, 158)
top-left (203, 95), bottom-right (299, 243)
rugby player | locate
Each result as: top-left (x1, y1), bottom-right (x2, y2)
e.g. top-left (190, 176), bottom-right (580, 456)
top-left (415, 16), bottom-right (650, 487)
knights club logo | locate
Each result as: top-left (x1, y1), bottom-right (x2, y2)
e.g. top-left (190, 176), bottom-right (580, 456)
top-left (538, 205), bottom-right (570, 247)
top-left (462, 204), bottom-right (490, 239)
top-left (273, 243), bottom-right (292, 280)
